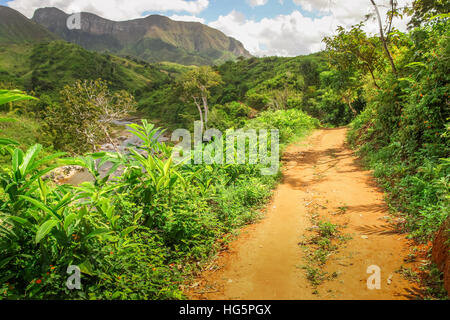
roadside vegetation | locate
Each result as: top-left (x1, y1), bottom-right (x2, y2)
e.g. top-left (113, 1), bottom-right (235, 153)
top-left (325, 1), bottom-right (449, 297)
top-left (0, 88), bottom-right (318, 299)
top-left (337, 7), bottom-right (449, 241)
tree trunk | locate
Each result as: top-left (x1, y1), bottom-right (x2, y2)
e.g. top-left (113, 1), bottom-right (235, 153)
top-left (201, 95), bottom-right (209, 131)
top-left (101, 125), bottom-right (120, 153)
top-left (367, 65), bottom-right (381, 89)
top-left (348, 101), bottom-right (357, 116)
top-left (370, 0), bottom-right (398, 76)
top-left (386, 0), bottom-right (395, 41)
top-left (194, 97), bottom-right (204, 134)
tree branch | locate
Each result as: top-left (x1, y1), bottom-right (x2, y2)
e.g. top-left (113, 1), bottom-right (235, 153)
top-left (370, 0), bottom-right (398, 76)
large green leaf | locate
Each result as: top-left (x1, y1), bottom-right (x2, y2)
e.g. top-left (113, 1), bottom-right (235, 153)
top-left (54, 192), bottom-right (74, 212)
top-left (0, 90), bottom-right (37, 106)
top-left (19, 144), bottom-right (43, 176)
top-left (120, 226), bottom-right (138, 237)
top-left (19, 165), bottom-right (59, 193)
top-left (35, 219), bottom-right (59, 243)
top-left (19, 195), bottom-right (61, 220)
top-left (86, 228), bottom-right (112, 240)
top-left (0, 256), bottom-right (15, 269)
top-left (12, 148), bottom-right (24, 175)
top-left (7, 216), bottom-right (29, 225)
top-left (29, 152), bottom-right (67, 172)
top-left (0, 138), bottom-right (19, 146)
top-left (163, 157), bottom-right (173, 176)
top-left (63, 213), bottom-right (78, 233)
top-left (79, 260), bottom-right (94, 276)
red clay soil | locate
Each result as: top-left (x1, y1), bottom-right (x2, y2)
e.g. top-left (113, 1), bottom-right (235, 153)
top-left (186, 128), bottom-right (420, 300)
top-left (432, 218), bottom-right (450, 297)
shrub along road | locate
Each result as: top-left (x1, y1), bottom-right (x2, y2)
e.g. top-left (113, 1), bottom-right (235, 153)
top-left (188, 128), bottom-right (419, 300)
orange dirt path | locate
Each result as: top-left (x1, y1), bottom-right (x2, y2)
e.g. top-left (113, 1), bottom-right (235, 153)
top-left (187, 128), bottom-right (418, 300)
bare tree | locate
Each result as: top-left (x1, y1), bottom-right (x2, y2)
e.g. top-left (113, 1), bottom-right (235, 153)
top-left (370, 0), bottom-right (398, 76)
top-left (178, 66), bottom-right (222, 134)
top-left (46, 79), bottom-right (136, 153)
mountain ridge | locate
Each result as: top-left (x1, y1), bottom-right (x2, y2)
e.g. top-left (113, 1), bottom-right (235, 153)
top-left (32, 7), bottom-right (252, 66)
top-left (0, 5), bottom-right (58, 44)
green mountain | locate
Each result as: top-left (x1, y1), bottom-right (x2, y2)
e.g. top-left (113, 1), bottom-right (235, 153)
top-left (0, 5), bottom-right (57, 44)
top-left (0, 40), bottom-right (191, 101)
top-left (32, 7), bottom-right (252, 66)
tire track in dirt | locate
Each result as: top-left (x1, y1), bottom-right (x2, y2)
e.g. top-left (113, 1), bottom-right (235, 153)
top-left (187, 128), bottom-right (419, 300)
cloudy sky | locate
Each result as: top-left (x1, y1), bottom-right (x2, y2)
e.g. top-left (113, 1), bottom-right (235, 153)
top-left (0, 0), bottom-right (412, 56)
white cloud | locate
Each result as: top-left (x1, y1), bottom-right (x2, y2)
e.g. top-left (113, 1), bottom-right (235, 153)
top-left (246, 0), bottom-right (269, 7)
top-left (6, 0), bottom-right (412, 57)
top-left (293, 0), bottom-right (332, 13)
top-left (293, 0), bottom-right (411, 22)
top-left (209, 10), bottom-right (335, 56)
top-left (6, 0), bottom-right (210, 20)
top-left (169, 14), bottom-right (205, 23)
top-left (209, 0), bottom-right (412, 57)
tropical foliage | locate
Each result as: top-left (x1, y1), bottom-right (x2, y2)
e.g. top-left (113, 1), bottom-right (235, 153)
top-left (344, 9), bottom-right (449, 240)
top-left (0, 101), bottom-right (317, 299)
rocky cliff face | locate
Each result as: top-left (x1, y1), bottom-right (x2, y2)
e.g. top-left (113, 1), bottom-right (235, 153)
top-left (32, 7), bottom-right (251, 65)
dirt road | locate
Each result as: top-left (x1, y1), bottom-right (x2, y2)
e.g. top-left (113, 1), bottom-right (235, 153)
top-left (187, 128), bottom-right (419, 300)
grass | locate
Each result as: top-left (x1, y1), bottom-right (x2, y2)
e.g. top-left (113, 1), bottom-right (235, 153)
top-left (299, 216), bottom-right (350, 290)
top-left (0, 111), bottom-right (51, 151)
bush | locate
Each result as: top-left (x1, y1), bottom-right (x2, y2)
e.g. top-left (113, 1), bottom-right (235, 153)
top-left (347, 19), bottom-right (449, 241)
top-left (0, 108), bottom-right (315, 299)
top-left (248, 109), bottom-right (320, 144)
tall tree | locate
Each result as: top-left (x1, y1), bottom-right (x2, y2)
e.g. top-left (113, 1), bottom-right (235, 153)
top-left (407, 0), bottom-right (450, 28)
top-left (178, 66), bottom-right (222, 133)
top-left (320, 70), bottom-right (360, 116)
top-left (323, 25), bottom-right (384, 89)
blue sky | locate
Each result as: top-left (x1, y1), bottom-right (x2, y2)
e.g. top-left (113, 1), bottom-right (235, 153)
top-left (143, 0), bottom-right (320, 23)
top-left (1, 0), bottom-right (320, 22)
top-left (1, 0), bottom-right (410, 56)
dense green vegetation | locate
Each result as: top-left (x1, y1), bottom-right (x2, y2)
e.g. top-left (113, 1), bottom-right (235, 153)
top-left (342, 16), bottom-right (449, 241)
top-left (0, 41), bottom-right (175, 98)
top-left (138, 53), bottom-right (358, 129)
top-left (0, 94), bottom-right (318, 298)
top-left (0, 36), bottom-right (349, 137)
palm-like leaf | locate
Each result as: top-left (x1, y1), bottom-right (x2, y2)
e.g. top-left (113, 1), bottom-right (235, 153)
top-left (0, 90), bottom-right (37, 106)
